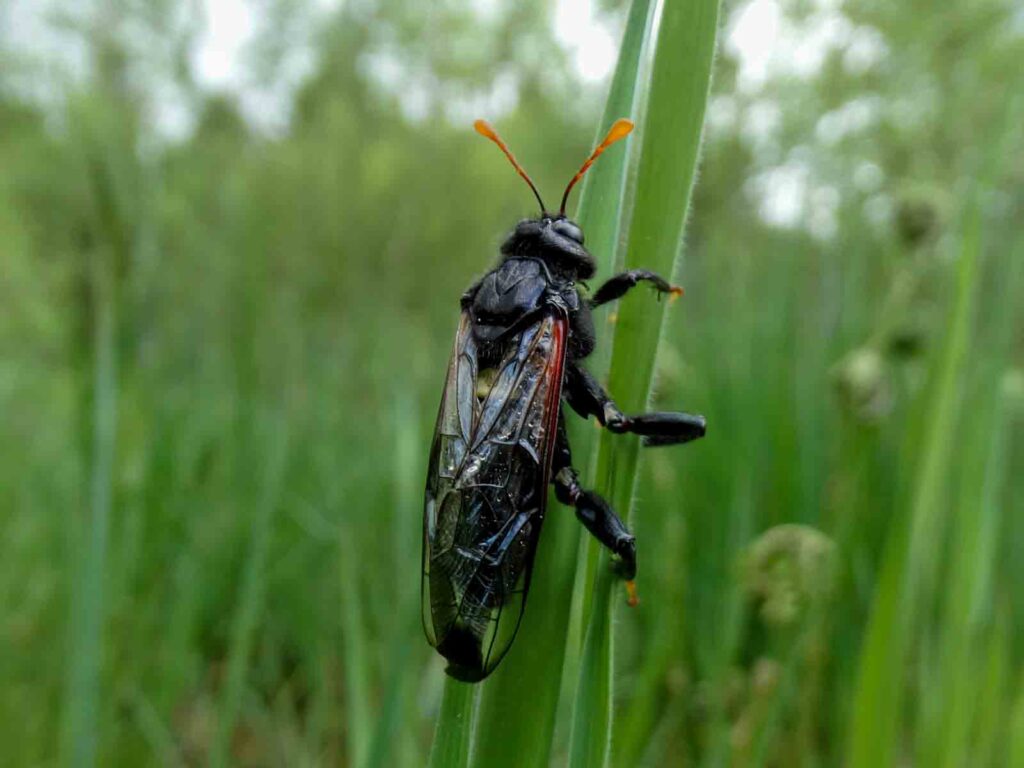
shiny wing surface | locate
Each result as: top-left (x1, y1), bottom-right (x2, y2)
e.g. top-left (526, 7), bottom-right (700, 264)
top-left (422, 309), bottom-right (567, 680)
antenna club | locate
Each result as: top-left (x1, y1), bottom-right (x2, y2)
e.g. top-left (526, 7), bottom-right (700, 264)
top-left (474, 118), bottom-right (547, 214)
top-left (473, 119), bottom-right (496, 139)
top-left (559, 117), bottom-right (635, 215)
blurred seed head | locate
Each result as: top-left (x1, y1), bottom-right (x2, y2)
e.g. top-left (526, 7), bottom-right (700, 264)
top-left (724, 666), bottom-right (748, 715)
top-left (1003, 368), bottom-right (1024, 417)
top-left (729, 658), bottom-right (781, 752)
top-left (831, 346), bottom-right (893, 422)
top-left (666, 664), bottom-right (689, 697)
top-left (886, 316), bottom-right (928, 360)
top-left (893, 184), bottom-right (946, 248)
top-left (751, 657), bottom-right (781, 696)
top-left (731, 715), bottom-right (753, 752)
top-left (742, 524), bottom-right (837, 628)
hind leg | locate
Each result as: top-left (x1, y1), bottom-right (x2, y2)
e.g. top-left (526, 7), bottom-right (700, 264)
top-left (552, 417), bottom-right (637, 592)
top-left (564, 361), bottom-right (706, 446)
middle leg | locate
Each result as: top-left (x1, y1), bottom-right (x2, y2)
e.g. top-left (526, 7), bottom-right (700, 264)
top-left (564, 361), bottom-right (707, 446)
top-left (552, 416), bottom-right (638, 597)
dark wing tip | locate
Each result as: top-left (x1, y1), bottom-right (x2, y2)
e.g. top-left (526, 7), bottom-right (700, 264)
top-left (445, 661), bottom-right (490, 683)
top-left (438, 624), bottom-right (489, 683)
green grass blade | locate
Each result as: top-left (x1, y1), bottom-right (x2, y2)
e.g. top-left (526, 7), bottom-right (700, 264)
top-left (842, 512), bottom-right (909, 768)
top-left (574, 0), bottom-right (656, 277)
top-left (208, 420), bottom-right (289, 768)
top-left (569, 0), bottom-right (722, 765)
top-left (366, 392), bottom-right (426, 768)
top-left (466, 3), bottom-right (655, 766)
top-left (568, 562), bottom-right (616, 768)
top-left (1009, 671), bottom-right (1024, 768)
top-left (844, 187), bottom-right (983, 768)
top-left (339, 530), bottom-right (373, 768)
top-left (927, 258), bottom-right (1021, 768)
top-left (972, 611), bottom-right (1012, 768)
top-left (564, 0), bottom-right (657, 666)
top-left (428, 679), bottom-right (478, 768)
top-left (62, 115), bottom-right (134, 766)
top-left (64, 255), bottom-right (118, 768)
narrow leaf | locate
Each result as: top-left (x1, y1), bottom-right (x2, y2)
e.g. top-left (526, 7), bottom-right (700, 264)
top-left (570, 0), bottom-right (722, 765)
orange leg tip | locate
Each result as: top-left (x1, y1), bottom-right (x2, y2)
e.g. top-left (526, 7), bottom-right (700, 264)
top-left (625, 580), bottom-right (639, 607)
top-left (668, 286), bottom-right (685, 302)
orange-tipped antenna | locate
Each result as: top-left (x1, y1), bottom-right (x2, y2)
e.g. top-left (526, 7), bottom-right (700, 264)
top-left (559, 118), bottom-right (634, 215)
top-left (475, 119), bottom-right (547, 213)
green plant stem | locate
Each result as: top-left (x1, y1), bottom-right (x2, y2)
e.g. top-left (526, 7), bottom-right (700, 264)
top-left (209, 420), bottom-right (288, 768)
top-left (568, 566), bottom-right (615, 768)
top-left (845, 189), bottom-right (983, 768)
top-left (569, 0), bottom-right (721, 765)
top-left (1009, 670), bottom-right (1024, 768)
top-left (428, 679), bottom-right (478, 768)
top-left (65, 255), bottom-right (118, 768)
top-left (467, 2), bottom-right (655, 766)
top-left (340, 532), bottom-right (373, 768)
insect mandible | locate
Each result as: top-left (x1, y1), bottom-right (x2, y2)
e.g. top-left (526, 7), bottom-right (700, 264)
top-left (422, 119), bottom-right (706, 682)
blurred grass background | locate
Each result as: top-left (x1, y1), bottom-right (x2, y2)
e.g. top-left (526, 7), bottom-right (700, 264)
top-left (1, 0), bottom-right (1023, 766)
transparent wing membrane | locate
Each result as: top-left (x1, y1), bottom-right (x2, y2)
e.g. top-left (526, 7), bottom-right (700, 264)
top-left (422, 310), bottom-right (567, 679)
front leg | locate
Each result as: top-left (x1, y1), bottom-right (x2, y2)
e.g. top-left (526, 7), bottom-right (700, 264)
top-left (590, 269), bottom-right (683, 308)
top-left (565, 361), bottom-right (707, 446)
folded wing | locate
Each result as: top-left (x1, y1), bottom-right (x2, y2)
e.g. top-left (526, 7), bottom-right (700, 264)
top-left (422, 309), bottom-right (567, 681)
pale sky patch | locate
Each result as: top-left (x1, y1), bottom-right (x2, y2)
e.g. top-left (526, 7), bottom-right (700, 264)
top-left (554, 0), bottom-right (617, 83)
top-left (815, 96), bottom-right (881, 146)
top-left (193, 0), bottom-right (255, 89)
top-left (4, 0), bottom-right (884, 238)
top-left (726, 0), bottom-right (885, 93)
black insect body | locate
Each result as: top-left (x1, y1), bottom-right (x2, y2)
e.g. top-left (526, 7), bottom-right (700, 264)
top-left (423, 119), bottom-right (706, 682)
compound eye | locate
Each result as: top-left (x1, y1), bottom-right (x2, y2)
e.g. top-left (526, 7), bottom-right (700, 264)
top-left (553, 219), bottom-right (584, 245)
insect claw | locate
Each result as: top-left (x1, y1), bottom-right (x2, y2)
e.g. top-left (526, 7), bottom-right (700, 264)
top-left (625, 580), bottom-right (639, 607)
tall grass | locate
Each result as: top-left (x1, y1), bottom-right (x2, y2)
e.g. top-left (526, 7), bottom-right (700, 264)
top-left (63, 98), bottom-right (132, 767)
top-left (2, 1), bottom-right (1023, 766)
top-left (569, 0), bottom-right (720, 765)
top-left (467, 2), bottom-right (654, 767)
top-left (845, 97), bottom-right (1024, 768)
top-left (429, 1), bottom-right (721, 765)
top-left (427, 681), bottom-right (475, 768)
top-left (64, 232), bottom-right (117, 768)
top-left (209, 419), bottom-right (289, 768)
top-left (844, 198), bottom-right (982, 768)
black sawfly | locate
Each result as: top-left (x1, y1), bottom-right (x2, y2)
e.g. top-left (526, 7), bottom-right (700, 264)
top-left (422, 119), bottom-right (706, 682)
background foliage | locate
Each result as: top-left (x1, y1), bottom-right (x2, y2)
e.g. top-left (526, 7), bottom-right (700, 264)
top-left (1, 0), bottom-right (1022, 765)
